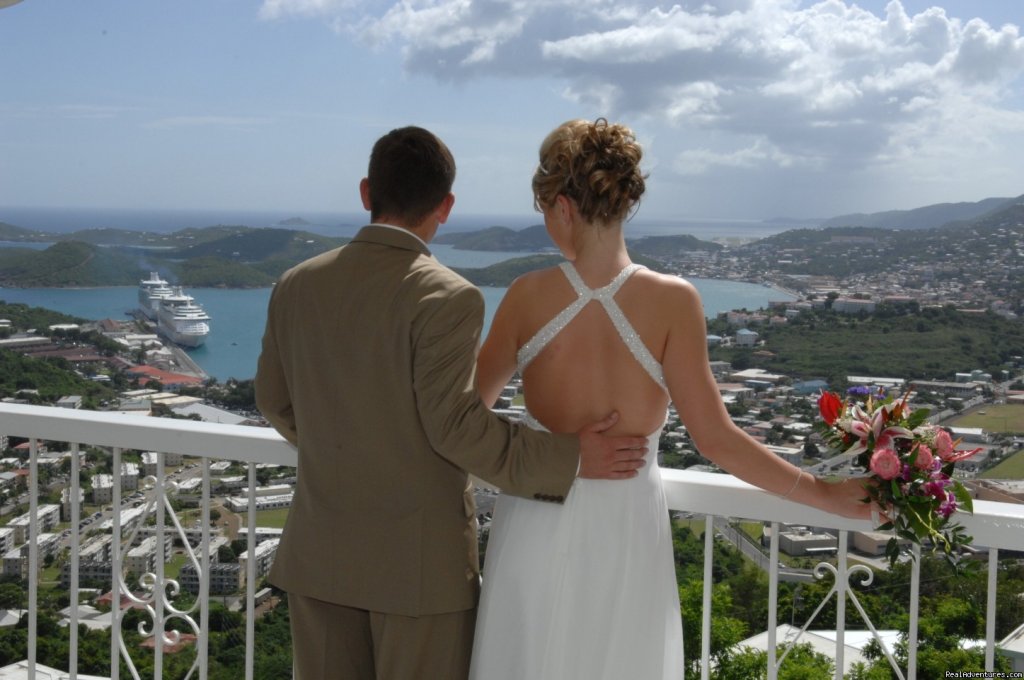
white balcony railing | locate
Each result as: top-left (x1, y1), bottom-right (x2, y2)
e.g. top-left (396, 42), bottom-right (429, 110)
top-left (2, 402), bottom-right (1023, 679)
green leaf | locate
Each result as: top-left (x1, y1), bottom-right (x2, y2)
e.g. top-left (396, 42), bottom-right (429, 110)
top-left (906, 408), bottom-right (930, 429)
top-left (952, 482), bottom-right (974, 513)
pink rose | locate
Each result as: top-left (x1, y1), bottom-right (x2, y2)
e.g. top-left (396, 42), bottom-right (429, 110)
top-left (870, 447), bottom-right (902, 480)
top-left (913, 444), bottom-right (935, 470)
top-left (934, 429), bottom-right (955, 461)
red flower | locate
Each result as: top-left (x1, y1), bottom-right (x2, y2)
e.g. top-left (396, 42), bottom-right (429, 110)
top-left (818, 391), bottom-right (843, 425)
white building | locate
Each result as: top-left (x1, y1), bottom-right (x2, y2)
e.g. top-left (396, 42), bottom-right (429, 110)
top-left (832, 297), bottom-right (877, 314)
top-left (0, 661), bottom-right (109, 680)
top-left (2, 533), bottom-right (60, 579)
top-left (60, 487), bottom-right (86, 522)
top-left (141, 451), bottom-right (184, 476)
top-left (226, 493), bottom-right (293, 513)
top-left (0, 529), bottom-right (15, 556)
top-left (777, 526), bottom-right (838, 556)
top-left (764, 445), bottom-right (804, 465)
top-left (55, 395), bottom-right (83, 409)
top-left (735, 328), bottom-right (759, 346)
top-left (8, 504), bottom-right (60, 544)
top-left (737, 624), bottom-right (900, 677)
top-left (98, 506), bottom-right (148, 538)
top-left (92, 464), bottom-right (140, 504)
top-left (124, 536), bottom-right (160, 577)
top-left (239, 538), bottom-right (280, 582)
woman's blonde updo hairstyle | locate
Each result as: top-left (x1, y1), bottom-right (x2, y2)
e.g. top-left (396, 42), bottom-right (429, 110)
top-left (532, 118), bottom-right (646, 224)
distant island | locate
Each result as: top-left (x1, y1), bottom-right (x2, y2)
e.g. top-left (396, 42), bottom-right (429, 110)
top-left (0, 193), bottom-right (1020, 289)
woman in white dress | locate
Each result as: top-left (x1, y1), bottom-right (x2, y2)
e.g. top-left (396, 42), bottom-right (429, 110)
top-left (469, 118), bottom-right (873, 680)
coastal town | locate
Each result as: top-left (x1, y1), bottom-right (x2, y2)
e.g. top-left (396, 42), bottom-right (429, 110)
top-left (1, 211), bottom-right (1023, 676)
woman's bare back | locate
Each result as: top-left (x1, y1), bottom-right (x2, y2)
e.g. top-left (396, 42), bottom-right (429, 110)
top-left (512, 264), bottom-right (674, 437)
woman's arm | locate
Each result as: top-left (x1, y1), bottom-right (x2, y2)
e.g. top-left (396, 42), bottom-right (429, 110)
top-left (475, 277), bottom-right (525, 407)
top-left (660, 278), bottom-right (871, 520)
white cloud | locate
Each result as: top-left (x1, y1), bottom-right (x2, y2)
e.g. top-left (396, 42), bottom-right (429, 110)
top-left (673, 138), bottom-right (803, 175)
top-left (258, 0), bottom-right (1024, 215)
top-left (258, 0), bottom-right (354, 20)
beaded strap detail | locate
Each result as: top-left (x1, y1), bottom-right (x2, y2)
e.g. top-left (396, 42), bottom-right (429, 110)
top-left (516, 262), bottom-right (666, 391)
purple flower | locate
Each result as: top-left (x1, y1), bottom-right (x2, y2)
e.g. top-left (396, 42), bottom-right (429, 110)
top-left (938, 496), bottom-right (958, 518)
top-left (922, 480), bottom-right (948, 500)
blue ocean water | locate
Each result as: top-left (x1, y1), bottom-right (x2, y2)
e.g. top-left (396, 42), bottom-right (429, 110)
top-left (0, 208), bottom-right (795, 381)
top-left (0, 258), bottom-right (793, 382)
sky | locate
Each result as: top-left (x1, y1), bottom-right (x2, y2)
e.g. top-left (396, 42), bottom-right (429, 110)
top-left (1, 0), bottom-right (1022, 223)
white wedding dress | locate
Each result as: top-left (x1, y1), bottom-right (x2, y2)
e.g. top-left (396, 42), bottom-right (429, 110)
top-left (469, 263), bottom-right (684, 680)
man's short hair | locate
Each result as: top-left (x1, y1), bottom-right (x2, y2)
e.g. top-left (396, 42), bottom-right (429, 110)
top-left (367, 126), bottom-right (456, 225)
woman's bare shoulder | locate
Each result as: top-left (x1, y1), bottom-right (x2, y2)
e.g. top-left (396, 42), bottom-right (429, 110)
top-left (506, 265), bottom-right (566, 297)
top-left (633, 268), bottom-right (702, 304)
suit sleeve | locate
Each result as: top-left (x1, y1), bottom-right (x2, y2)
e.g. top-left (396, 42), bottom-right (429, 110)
top-left (412, 284), bottom-right (579, 500)
top-left (255, 283), bottom-right (298, 446)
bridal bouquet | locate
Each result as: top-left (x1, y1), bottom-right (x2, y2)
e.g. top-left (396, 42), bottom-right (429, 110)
top-left (816, 388), bottom-right (980, 568)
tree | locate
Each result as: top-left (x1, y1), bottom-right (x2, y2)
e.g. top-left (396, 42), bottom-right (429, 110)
top-left (217, 545), bottom-right (237, 564)
top-left (714, 642), bottom-right (835, 680)
top-left (679, 580), bottom-right (748, 678)
top-left (0, 583), bottom-right (24, 609)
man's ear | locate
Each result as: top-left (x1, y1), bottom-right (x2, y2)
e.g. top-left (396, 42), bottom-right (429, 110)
top-left (359, 178), bottom-right (372, 211)
top-left (436, 192), bottom-right (455, 224)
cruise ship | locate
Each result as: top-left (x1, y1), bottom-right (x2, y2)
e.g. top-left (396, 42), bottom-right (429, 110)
top-left (138, 273), bottom-right (211, 347)
top-left (138, 272), bottom-right (174, 321)
top-left (155, 287), bottom-right (211, 348)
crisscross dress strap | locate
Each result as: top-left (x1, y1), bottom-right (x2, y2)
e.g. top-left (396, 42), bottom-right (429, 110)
top-left (515, 262), bottom-right (666, 391)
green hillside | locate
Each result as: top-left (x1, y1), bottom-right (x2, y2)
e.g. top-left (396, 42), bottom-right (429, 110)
top-left (628, 234), bottom-right (724, 255)
top-left (0, 226), bottom-right (349, 288)
top-left (435, 224), bottom-right (554, 251)
top-left (710, 306), bottom-right (1024, 385)
top-left (0, 222), bottom-right (49, 242)
top-left (455, 250), bottom-right (667, 286)
top-left (0, 241), bottom-right (145, 287)
top-left (0, 302), bottom-right (84, 330)
top-left (0, 350), bottom-right (116, 403)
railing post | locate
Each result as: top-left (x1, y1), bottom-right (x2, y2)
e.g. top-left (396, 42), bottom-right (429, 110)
top-left (986, 548), bottom-right (999, 672)
top-left (835, 531), bottom-right (848, 680)
top-left (908, 544), bottom-right (920, 680)
top-left (767, 522), bottom-right (779, 680)
top-left (28, 439), bottom-right (38, 680)
top-left (155, 458), bottom-right (165, 680)
top-left (246, 462), bottom-right (257, 680)
top-left (701, 515), bottom-right (713, 680)
top-left (70, 443), bottom-right (81, 679)
top-left (200, 458), bottom-right (211, 680)
top-left (110, 447), bottom-right (123, 680)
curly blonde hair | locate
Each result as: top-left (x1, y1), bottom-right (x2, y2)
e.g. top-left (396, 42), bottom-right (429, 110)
top-left (532, 118), bottom-right (646, 224)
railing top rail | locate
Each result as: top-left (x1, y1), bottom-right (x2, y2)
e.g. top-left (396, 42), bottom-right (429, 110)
top-left (662, 468), bottom-right (1024, 551)
top-left (0, 402), bottom-right (296, 466)
top-left (3, 403), bottom-right (1021, 550)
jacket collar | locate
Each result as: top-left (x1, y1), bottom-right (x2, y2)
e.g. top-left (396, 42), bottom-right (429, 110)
top-left (352, 224), bottom-right (432, 257)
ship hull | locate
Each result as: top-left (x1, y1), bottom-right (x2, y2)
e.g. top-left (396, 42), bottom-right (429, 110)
top-left (146, 279), bottom-right (211, 349)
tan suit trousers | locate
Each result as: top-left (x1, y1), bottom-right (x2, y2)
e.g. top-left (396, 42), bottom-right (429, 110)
top-left (289, 593), bottom-right (476, 680)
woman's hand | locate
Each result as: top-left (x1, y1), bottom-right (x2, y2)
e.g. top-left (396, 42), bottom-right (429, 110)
top-left (817, 476), bottom-right (877, 521)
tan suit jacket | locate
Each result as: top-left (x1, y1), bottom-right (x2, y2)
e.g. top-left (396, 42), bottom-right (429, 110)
top-left (256, 225), bottom-right (579, 617)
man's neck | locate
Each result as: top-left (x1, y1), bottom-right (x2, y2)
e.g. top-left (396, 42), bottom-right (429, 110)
top-left (372, 216), bottom-right (437, 244)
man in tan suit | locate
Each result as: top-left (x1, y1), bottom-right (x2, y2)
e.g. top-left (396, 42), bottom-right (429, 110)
top-left (255, 126), bottom-right (647, 679)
